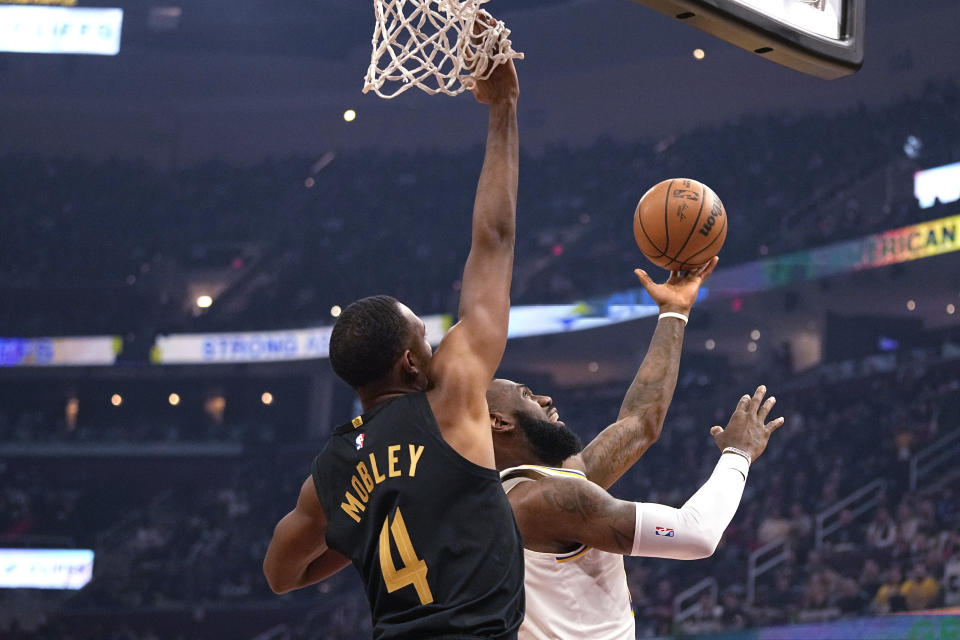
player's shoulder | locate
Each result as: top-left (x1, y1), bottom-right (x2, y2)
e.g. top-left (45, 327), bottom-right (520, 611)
top-left (502, 465), bottom-right (598, 514)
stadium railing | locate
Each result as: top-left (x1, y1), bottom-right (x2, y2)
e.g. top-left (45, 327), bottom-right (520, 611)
top-left (910, 426), bottom-right (960, 492)
top-left (672, 576), bottom-right (718, 624)
top-left (814, 478), bottom-right (886, 549)
top-left (746, 536), bottom-right (791, 605)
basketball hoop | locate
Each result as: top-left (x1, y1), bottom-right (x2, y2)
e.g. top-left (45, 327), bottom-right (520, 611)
top-left (363, 0), bottom-right (523, 99)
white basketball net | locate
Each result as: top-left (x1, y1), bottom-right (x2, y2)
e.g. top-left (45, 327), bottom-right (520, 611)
top-left (363, 0), bottom-right (524, 99)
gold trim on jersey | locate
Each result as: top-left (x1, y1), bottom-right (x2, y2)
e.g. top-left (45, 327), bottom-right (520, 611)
top-left (555, 545), bottom-right (590, 563)
top-left (500, 464), bottom-right (587, 483)
top-left (351, 416), bottom-right (364, 428)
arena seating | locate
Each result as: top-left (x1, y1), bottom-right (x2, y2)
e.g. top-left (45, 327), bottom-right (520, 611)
top-left (3, 328), bottom-right (958, 638)
top-left (2, 82), bottom-right (957, 337)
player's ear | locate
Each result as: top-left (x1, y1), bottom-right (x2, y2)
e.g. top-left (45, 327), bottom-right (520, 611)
top-left (400, 349), bottom-right (419, 375)
top-left (490, 411), bottom-right (513, 433)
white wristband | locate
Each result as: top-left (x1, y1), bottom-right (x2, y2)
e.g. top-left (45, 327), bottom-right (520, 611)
top-left (722, 447), bottom-right (752, 466)
top-left (658, 312), bottom-right (688, 326)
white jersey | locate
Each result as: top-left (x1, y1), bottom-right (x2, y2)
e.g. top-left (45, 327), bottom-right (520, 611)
top-left (501, 465), bottom-right (635, 640)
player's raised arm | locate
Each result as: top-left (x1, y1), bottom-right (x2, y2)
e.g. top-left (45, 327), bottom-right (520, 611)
top-left (517, 385), bottom-right (783, 558)
top-left (427, 60), bottom-right (519, 468)
top-left (571, 257), bottom-right (717, 489)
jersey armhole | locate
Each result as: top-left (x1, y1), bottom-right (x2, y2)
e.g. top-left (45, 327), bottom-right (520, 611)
top-left (412, 392), bottom-right (501, 480)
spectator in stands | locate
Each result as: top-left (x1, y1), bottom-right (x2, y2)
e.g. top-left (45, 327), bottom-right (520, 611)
top-left (896, 499), bottom-right (922, 549)
top-left (858, 559), bottom-right (884, 599)
top-left (678, 591), bottom-right (724, 635)
top-left (872, 567), bottom-right (907, 613)
top-left (827, 508), bottom-right (862, 551)
top-left (802, 549), bottom-right (829, 578)
top-left (718, 590), bottom-right (749, 630)
top-left (866, 506), bottom-right (897, 553)
top-left (901, 564), bottom-right (940, 611)
top-left (643, 578), bottom-right (675, 637)
top-left (835, 578), bottom-right (868, 616)
top-left (798, 572), bottom-right (838, 622)
top-left (765, 569), bottom-right (797, 614)
top-left (935, 487), bottom-right (959, 528)
top-left (788, 502), bottom-right (813, 542)
top-left (757, 506), bottom-right (792, 545)
top-left (944, 553), bottom-right (960, 607)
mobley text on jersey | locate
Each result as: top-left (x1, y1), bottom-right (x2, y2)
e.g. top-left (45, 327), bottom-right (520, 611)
top-left (340, 443), bottom-right (425, 523)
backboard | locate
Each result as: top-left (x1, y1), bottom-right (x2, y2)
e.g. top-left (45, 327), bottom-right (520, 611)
top-left (635, 0), bottom-right (864, 79)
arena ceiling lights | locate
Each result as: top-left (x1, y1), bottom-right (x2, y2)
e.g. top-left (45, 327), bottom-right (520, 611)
top-left (635, 0), bottom-right (865, 79)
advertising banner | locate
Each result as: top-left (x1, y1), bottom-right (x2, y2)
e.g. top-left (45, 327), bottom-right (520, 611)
top-left (506, 300), bottom-right (662, 339)
top-left (865, 212), bottom-right (960, 267)
top-left (152, 315), bottom-right (453, 365)
top-left (0, 548), bottom-right (94, 590)
top-left (152, 300), bottom-right (668, 363)
top-left (153, 327), bottom-right (334, 365)
top-left (710, 211), bottom-right (960, 295)
top-left (0, 336), bottom-right (120, 367)
top-left (0, 6), bottom-right (124, 55)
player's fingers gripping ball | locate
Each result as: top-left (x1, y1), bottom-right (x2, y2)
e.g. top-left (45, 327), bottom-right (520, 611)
top-left (634, 178), bottom-right (727, 271)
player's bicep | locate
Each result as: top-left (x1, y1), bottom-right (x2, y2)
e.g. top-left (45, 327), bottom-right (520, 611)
top-left (517, 479), bottom-right (637, 556)
top-left (263, 477), bottom-right (329, 593)
top-left (454, 242), bottom-right (513, 360)
top-left (458, 244), bottom-right (512, 325)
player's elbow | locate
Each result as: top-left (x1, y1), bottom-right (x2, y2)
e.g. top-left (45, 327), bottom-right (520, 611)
top-left (266, 580), bottom-right (287, 595)
top-left (689, 539), bottom-right (719, 560)
top-left (475, 216), bottom-right (516, 248)
top-left (264, 571), bottom-right (295, 595)
top-left (263, 558), bottom-right (296, 595)
top-left (263, 567), bottom-right (284, 594)
top-left (684, 531), bottom-right (722, 560)
top-left (673, 517), bottom-right (721, 560)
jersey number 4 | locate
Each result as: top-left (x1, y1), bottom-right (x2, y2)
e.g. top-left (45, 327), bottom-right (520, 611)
top-left (379, 508), bottom-right (434, 605)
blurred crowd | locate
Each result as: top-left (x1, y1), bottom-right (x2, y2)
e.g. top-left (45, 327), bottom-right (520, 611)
top-left (2, 82), bottom-right (958, 337)
top-left (573, 347), bottom-right (960, 637)
top-left (0, 408), bottom-right (277, 446)
top-left (0, 378), bottom-right (308, 446)
top-left (2, 332), bottom-right (958, 638)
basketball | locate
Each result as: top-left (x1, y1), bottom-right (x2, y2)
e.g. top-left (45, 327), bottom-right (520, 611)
top-left (633, 178), bottom-right (728, 271)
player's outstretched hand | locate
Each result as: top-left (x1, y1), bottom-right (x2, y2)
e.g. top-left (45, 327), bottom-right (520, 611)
top-left (634, 256), bottom-right (718, 316)
top-left (709, 385), bottom-right (783, 462)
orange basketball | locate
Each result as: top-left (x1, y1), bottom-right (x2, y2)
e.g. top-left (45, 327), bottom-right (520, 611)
top-left (633, 178), bottom-right (728, 271)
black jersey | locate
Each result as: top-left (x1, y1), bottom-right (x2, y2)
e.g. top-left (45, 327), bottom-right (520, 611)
top-left (312, 392), bottom-right (524, 640)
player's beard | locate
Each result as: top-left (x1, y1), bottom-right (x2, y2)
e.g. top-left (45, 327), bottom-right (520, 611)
top-left (515, 412), bottom-right (584, 468)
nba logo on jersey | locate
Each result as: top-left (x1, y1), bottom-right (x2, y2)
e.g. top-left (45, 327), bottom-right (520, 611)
top-left (355, 433), bottom-right (365, 450)
top-left (654, 526), bottom-right (675, 537)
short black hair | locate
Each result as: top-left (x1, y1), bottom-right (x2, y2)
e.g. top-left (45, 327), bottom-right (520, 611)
top-left (329, 295), bottom-right (409, 388)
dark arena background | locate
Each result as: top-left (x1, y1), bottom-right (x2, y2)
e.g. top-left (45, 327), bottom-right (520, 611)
top-left (2, 0), bottom-right (960, 638)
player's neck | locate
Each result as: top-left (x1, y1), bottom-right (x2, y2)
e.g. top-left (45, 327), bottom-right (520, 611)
top-left (357, 383), bottom-right (424, 412)
top-left (495, 445), bottom-right (550, 472)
